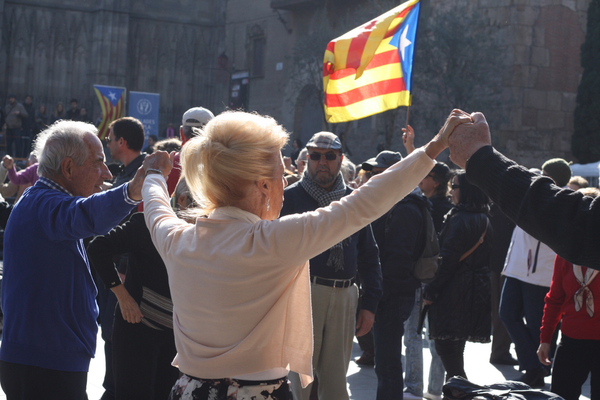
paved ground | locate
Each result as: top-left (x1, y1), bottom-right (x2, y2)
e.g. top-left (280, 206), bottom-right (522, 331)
top-left (0, 333), bottom-right (591, 399)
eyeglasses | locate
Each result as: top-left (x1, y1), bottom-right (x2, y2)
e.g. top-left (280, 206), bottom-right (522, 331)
top-left (369, 170), bottom-right (383, 176)
top-left (105, 137), bottom-right (113, 144)
top-left (451, 184), bottom-right (460, 190)
top-left (309, 152), bottom-right (339, 161)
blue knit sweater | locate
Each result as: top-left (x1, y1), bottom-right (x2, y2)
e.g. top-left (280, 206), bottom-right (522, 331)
top-left (0, 178), bottom-right (138, 372)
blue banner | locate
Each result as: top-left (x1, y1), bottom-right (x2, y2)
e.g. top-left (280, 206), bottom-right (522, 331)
top-left (128, 91), bottom-right (160, 145)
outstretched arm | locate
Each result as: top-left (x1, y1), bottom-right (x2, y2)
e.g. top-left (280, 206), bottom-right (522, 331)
top-left (449, 110), bottom-right (600, 269)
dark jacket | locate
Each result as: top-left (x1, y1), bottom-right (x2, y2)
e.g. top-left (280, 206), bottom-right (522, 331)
top-left (424, 206), bottom-right (492, 342)
top-left (87, 213), bottom-right (171, 308)
top-left (371, 191), bottom-right (426, 300)
top-left (488, 203), bottom-right (515, 274)
top-left (280, 181), bottom-right (383, 313)
top-left (429, 194), bottom-right (453, 234)
top-left (443, 376), bottom-right (562, 400)
top-left (467, 145), bottom-right (600, 270)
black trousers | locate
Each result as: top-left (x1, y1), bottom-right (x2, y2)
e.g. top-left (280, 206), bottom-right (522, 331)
top-left (0, 360), bottom-right (88, 400)
top-left (434, 339), bottom-right (467, 381)
top-left (112, 309), bottom-right (179, 400)
top-left (551, 334), bottom-right (600, 400)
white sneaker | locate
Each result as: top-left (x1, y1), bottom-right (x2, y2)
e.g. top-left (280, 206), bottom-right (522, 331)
top-left (423, 391), bottom-right (443, 400)
top-left (403, 391), bottom-right (423, 400)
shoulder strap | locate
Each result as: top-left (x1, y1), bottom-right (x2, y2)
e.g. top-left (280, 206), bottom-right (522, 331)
top-left (459, 217), bottom-right (489, 262)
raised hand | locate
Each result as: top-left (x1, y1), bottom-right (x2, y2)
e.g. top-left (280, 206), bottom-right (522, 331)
top-left (448, 111), bottom-right (491, 168)
top-left (3, 155), bottom-right (14, 170)
top-left (402, 125), bottom-right (415, 155)
top-left (424, 109), bottom-right (473, 160)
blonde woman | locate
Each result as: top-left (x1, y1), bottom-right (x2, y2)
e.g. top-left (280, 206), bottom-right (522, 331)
top-left (140, 110), bottom-right (468, 400)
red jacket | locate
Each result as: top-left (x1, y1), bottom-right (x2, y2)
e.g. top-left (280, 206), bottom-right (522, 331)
top-left (540, 256), bottom-right (600, 343)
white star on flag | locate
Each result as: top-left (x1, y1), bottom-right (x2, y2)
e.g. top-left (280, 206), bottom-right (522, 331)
top-left (400, 24), bottom-right (412, 61)
top-left (108, 91), bottom-right (117, 102)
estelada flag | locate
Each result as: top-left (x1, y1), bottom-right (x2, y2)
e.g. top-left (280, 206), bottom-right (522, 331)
top-left (323, 0), bottom-right (420, 123)
top-left (94, 84), bottom-right (126, 140)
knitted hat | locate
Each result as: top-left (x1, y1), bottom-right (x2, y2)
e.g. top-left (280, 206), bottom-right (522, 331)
top-left (541, 158), bottom-right (571, 187)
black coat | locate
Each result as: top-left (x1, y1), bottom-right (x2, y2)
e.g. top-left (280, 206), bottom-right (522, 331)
top-left (424, 206), bottom-right (492, 343)
top-left (370, 192), bottom-right (426, 300)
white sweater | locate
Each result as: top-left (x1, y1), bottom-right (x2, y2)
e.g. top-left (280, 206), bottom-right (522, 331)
top-left (502, 226), bottom-right (555, 287)
top-left (142, 147), bottom-right (434, 386)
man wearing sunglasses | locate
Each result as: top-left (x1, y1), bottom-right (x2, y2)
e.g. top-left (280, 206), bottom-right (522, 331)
top-left (283, 132), bottom-right (382, 400)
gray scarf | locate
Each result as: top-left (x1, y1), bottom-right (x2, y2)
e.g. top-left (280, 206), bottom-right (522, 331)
top-left (300, 169), bottom-right (349, 271)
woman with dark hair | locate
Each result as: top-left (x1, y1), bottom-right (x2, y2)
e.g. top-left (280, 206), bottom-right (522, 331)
top-left (51, 102), bottom-right (65, 124)
top-left (424, 170), bottom-right (492, 380)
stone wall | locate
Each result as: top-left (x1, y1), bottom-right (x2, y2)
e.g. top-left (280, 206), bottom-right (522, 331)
top-left (225, 0), bottom-right (592, 167)
top-left (484, 0), bottom-right (590, 166)
top-left (0, 0), bottom-right (229, 134)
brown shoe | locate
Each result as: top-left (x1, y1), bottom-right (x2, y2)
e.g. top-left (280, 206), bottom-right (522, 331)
top-left (355, 351), bottom-right (374, 366)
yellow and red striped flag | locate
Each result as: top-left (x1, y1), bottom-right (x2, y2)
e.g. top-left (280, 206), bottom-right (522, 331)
top-left (323, 0), bottom-right (421, 123)
top-left (94, 84), bottom-right (126, 140)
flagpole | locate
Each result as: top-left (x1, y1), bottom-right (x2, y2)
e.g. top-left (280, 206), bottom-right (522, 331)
top-left (406, 106), bottom-right (410, 127)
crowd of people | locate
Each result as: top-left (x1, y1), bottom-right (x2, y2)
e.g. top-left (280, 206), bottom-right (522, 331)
top-left (0, 104), bottom-right (599, 400)
top-left (1, 95), bottom-right (96, 159)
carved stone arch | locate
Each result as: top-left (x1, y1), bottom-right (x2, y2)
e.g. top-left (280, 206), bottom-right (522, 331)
top-left (294, 84), bottom-right (325, 145)
top-left (51, 17), bottom-right (69, 101)
top-left (32, 10), bottom-right (51, 100)
top-left (173, 27), bottom-right (194, 110)
top-left (9, 9), bottom-right (31, 90)
top-left (71, 24), bottom-right (89, 103)
top-left (156, 25), bottom-right (175, 106)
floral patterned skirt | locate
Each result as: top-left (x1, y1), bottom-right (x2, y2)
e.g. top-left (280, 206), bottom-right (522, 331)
top-left (169, 374), bottom-right (292, 400)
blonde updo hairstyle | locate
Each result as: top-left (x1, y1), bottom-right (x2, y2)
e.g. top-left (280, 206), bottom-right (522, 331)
top-left (181, 111), bottom-right (288, 215)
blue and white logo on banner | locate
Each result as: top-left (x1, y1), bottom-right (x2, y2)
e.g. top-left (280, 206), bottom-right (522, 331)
top-left (129, 91), bottom-right (160, 145)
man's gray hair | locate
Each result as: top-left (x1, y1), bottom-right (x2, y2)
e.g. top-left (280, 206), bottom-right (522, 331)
top-left (181, 125), bottom-right (202, 140)
top-left (35, 120), bottom-right (98, 178)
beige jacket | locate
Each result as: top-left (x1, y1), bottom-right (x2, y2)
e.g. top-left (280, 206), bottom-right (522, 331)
top-left (142, 147), bottom-right (434, 386)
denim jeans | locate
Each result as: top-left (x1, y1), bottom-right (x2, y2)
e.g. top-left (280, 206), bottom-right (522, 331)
top-left (404, 288), bottom-right (445, 396)
top-left (499, 277), bottom-right (549, 371)
top-left (373, 293), bottom-right (415, 400)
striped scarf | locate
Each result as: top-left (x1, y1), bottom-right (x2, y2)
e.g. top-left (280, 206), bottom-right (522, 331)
top-left (300, 169), bottom-right (349, 271)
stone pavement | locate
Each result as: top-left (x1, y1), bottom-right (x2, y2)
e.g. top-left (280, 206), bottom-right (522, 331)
top-left (0, 334), bottom-right (591, 399)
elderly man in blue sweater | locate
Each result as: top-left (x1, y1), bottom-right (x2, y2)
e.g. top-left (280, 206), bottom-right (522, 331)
top-left (0, 120), bottom-right (145, 400)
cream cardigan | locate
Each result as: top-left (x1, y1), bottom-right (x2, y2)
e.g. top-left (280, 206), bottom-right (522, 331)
top-left (142, 147), bottom-right (434, 386)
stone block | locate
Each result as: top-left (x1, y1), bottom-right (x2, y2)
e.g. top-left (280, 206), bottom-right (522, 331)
top-left (533, 26), bottom-right (545, 46)
top-left (537, 110), bottom-right (565, 129)
top-left (540, 0), bottom-right (561, 6)
top-left (561, 0), bottom-right (577, 11)
top-left (531, 46), bottom-right (550, 67)
top-left (577, 0), bottom-right (591, 11)
top-left (524, 88), bottom-right (547, 109)
top-left (562, 92), bottom-right (577, 111)
top-left (510, 5), bottom-right (540, 26)
top-left (509, 108), bottom-right (523, 129)
top-left (496, 25), bottom-right (533, 46)
top-left (488, 6), bottom-right (511, 26)
top-left (505, 65), bottom-right (539, 88)
top-left (513, 45), bottom-right (531, 65)
top-left (546, 91), bottom-right (562, 110)
top-left (513, 0), bottom-right (540, 5)
top-left (522, 108), bottom-right (538, 126)
top-left (479, 0), bottom-right (511, 7)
